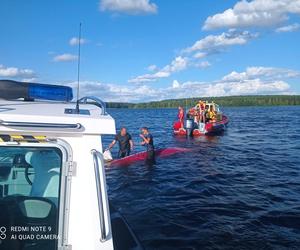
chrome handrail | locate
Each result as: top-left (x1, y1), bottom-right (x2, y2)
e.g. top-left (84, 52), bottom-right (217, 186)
top-left (91, 149), bottom-right (107, 242)
top-left (0, 120), bottom-right (82, 129)
top-left (79, 96), bottom-right (107, 115)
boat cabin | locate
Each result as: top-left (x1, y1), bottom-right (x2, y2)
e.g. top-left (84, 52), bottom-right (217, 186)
top-left (204, 102), bottom-right (220, 113)
top-left (0, 81), bottom-right (141, 250)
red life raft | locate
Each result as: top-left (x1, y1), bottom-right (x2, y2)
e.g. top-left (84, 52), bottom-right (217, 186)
top-left (174, 115), bottom-right (229, 136)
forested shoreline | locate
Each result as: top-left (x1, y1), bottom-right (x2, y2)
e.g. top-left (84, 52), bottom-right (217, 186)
top-left (106, 95), bottom-right (300, 108)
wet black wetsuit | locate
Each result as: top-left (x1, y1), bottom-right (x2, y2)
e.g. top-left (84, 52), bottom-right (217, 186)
top-left (115, 132), bottom-right (132, 158)
top-left (144, 133), bottom-right (155, 164)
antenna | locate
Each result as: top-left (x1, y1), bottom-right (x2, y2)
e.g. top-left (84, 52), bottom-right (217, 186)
top-left (75, 22), bottom-right (82, 114)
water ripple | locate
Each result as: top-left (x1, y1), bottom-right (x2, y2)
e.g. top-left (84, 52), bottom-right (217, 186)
top-left (105, 106), bottom-right (300, 249)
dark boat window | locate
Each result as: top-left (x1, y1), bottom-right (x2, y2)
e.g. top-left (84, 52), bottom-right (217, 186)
top-left (0, 146), bottom-right (62, 250)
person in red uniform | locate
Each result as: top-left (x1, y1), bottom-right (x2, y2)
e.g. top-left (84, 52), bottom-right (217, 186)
top-left (178, 106), bottom-right (185, 128)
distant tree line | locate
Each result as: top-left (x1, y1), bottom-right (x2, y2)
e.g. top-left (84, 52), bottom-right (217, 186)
top-left (106, 95), bottom-right (300, 109)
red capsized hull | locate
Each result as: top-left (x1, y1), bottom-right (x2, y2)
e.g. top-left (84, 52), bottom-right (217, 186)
top-left (107, 147), bottom-right (191, 167)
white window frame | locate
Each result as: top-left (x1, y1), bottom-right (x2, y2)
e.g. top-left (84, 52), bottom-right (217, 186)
top-left (0, 138), bottom-right (73, 250)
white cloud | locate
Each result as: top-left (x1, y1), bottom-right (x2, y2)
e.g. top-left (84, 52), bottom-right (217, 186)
top-left (163, 78), bottom-right (290, 99)
top-left (0, 64), bottom-right (35, 78)
top-left (128, 71), bottom-right (169, 84)
top-left (129, 56), bottom-right (188, 83)
top-left (227, 79), bottom-right (290, 95)
top-left (147, 64), bottom-right (158, 71)
top-left (203, 0), bottom-right (300, 30)
top-left (195, 61), bottom-right (211, 68)
top-left (69, 66), bottom-right (297, 102)
top-left (69, 37), bottom-right (88, 46)
top-left (164, 56), bottom-right (188, 72)
top-left (193, 52), bottom-right (207, 59)
top-left (53, 53), bottom-right (78, 62)
top-left (168, 67), bottom-right (294, 97)
top-left (69, 81), bottom-right (158, 103)
top-left (22, 78), bottom-right (37, 82)
top-left (172, 80), bottom-right (181, 89)
top-left (129, 30), bottom-right (257, 84)
top-left (276, 23), bottom-right (300, 33)
top-left (184, 30), bottom-right (257, 54)
top-left (99, 0), bottom-right (157, 15)
top-left (222, 66), bottom-right (300, 81)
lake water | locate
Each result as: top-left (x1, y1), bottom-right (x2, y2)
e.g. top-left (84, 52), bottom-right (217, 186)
top-left (104, 106), bottom-right (300, 250)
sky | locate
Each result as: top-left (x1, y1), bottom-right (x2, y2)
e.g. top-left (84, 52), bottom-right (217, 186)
top-left (0, 0), bottom-right (300, 102)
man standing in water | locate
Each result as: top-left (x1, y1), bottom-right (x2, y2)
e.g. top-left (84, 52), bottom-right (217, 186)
top-left (140, 127), bottom-right (155, 164)
top-left (109, 127), bottom-right (133, 158)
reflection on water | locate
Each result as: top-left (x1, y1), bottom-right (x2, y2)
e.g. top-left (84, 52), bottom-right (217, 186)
top-left (104, 106), bottom-right (300, 250)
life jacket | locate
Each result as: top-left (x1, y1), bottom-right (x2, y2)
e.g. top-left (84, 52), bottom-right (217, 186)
top-left (206, 111), bottom-right (215, 119)
top-left (200, 102), bottom-right (205, 110)
top-left (188, 108), bottom-right (196, 116)
top-left (196, 100), bottom-right (205, 108)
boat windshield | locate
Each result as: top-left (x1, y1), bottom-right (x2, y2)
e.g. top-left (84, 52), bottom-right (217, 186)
top-left (0, 146), bottom-right (62, 250)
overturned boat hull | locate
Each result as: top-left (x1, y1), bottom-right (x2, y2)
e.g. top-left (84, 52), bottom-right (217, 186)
top-left (106, 147), bottom-right (191, 167)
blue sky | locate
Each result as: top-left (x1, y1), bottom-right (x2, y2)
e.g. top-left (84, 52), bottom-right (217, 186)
top-left (0, 0), bottom-right (300, 102)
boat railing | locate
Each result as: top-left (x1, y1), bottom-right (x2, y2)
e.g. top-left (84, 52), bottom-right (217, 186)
top-left (91, 149), bottom-right (108, 242)
top-left (78, 96), bottom-right (107, 115)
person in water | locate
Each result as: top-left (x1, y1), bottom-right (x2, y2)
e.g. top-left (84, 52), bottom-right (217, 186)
top-left (140, 127), bottom-right (155, 164)
top-left (108, 127), bottom-right (133, 158)
top-left (178, 106), bottom-right (185, 128)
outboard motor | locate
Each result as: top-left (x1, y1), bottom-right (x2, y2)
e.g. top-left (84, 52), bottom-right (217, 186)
top-left (186, 118), bottom-right (194, 136)
top-left (199, 122), bottom-right (206, 132)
